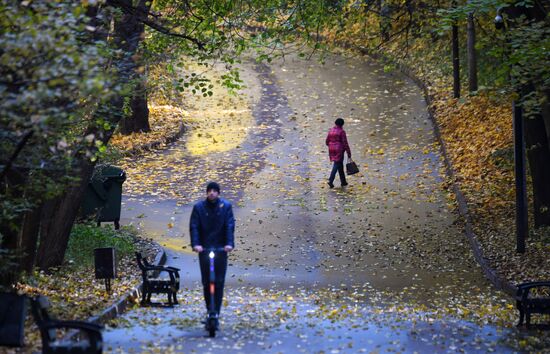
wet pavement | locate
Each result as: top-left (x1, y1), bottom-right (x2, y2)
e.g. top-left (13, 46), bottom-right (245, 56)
top-left (104, 52), bottom-right (538, 353)
top-left (104, 287), bottom-right (515, 354)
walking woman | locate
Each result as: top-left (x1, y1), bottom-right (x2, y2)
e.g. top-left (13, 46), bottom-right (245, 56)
top-left (325, 118), bottom-right (352, 188)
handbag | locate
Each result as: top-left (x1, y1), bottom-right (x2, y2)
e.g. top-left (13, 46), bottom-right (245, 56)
top-left (346, 158), bottom-right (359, 175)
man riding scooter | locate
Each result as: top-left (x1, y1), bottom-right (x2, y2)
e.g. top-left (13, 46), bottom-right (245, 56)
top-left (189, 182), bottom-right (235, 331)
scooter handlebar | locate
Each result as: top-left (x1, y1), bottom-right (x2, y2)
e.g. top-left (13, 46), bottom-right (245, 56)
top-left (203, 247), bottom-right (228, 253)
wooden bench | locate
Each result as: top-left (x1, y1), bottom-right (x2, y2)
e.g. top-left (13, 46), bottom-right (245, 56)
top-left (136, 252), bottom-right (180, 306)
top-left (31, 296), bottom-right (103, 354)
top-left (516, 281), bottom-right (550, 328)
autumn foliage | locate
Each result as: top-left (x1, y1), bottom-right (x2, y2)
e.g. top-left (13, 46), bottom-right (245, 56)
top-left (435, 94), bottom-right (514, 209)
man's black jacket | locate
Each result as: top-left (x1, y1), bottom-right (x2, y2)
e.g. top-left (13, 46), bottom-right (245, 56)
top-left (190, 198), bottom-right (235, 248)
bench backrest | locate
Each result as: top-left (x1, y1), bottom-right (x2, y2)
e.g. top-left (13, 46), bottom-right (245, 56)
top-left (517, 282), bottom-right (550, 301)
top-left (136, 252), bottom-right (155, 272)
top-left (524, 286), bottom-right (550, 298)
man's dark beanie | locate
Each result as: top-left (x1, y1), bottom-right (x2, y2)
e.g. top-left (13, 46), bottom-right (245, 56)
top-left (206, 182), bottom-right (220, 193)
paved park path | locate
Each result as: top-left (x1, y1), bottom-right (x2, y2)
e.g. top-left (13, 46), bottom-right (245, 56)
top-left (104, 52), bottom-right (527, 353)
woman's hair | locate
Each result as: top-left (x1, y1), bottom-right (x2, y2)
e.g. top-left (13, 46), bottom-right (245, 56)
top-left (335, 118), bottom-right (345, 127)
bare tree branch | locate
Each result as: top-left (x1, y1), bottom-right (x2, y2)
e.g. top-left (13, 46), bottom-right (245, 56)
top-left (0, 130), bottom-right (34, 181)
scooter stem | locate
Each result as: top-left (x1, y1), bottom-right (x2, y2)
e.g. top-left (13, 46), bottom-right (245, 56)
top-left (209, 254), bottom-right (216, 314)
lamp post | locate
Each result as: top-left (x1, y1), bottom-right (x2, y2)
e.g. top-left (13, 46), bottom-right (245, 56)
top-left (495, 7), bottom-right (527, 253)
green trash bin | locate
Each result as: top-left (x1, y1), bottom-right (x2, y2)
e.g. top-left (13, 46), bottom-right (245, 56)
top-left (81, 165), bottom-right (126, 229)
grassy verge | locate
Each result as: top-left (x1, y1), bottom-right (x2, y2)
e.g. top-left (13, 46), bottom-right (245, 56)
top-left (65, 223), bottom-right (136, 268)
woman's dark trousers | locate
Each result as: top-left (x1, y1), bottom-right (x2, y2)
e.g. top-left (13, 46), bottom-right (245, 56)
top-left (199, 251), bottom-right (227, 315)
top-left (329, 159), bottom-right (347, 185)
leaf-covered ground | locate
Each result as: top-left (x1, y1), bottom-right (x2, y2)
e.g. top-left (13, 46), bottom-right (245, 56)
top-left (110, 59), bottom-right (254, 158)
top-left (1, 228), bottom-right (159, 354)
top-left (109, 104), bottom-right (187, 154)
top-left (104, 51), bottom-right (550, 352)
top-left (434, 94), bottom-right (550, 285)
top-left (116, 59), bottom-right (259, 203)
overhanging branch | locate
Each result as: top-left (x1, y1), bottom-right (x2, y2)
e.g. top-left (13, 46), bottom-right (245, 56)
top-left (107, 0), bottom-right (205, 50)
top-left (140, 16), bottom-right (205, 50)
top-left (0, 130), bottom-right (34, 181)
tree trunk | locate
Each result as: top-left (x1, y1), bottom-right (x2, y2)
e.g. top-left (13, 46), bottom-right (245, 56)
top-left (524, 110), bottom-right (550, 227)
top-left (503, 3), bottom-right (550, 228)
top-left (118, 0), bottom-right (152, 135)
top-left (0, 169), bottom-right (26, 287)
top-left (467, 11), bottom-right (477, 92)
top-left (35, 161), bottom-right (94, 269)
top-left (119, 79), bottom-right (150, 134)
top-left (543, 91), bottom-right (550, 149)
top-left (131, 83), bottom-right (150, 132)
top-left (0, 219), bottom-right (20, 287)
top-left (452, 21), bottom-right (460, 98)
top-left (19, 205), bottom-right (42, 273)
top-left (0, 224), bottom-right (20, 287)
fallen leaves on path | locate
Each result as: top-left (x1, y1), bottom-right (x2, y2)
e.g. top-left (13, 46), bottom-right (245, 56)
top-left (103, 285), bottom-right (548, 353)
top-left (116, 59), bottom-right (260, 204)
top-left (320, 5), bottom-right (550, 286)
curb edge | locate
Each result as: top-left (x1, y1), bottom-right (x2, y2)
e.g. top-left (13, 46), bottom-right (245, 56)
top-left (120, 122), bottom-right (186, 158)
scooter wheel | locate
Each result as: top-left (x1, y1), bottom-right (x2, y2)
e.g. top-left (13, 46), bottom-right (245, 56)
top-left (208, 318), bottom-right (217, 337)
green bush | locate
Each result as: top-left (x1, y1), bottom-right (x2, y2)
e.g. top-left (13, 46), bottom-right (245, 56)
top-left (65, 224), bottom-right (136, 268)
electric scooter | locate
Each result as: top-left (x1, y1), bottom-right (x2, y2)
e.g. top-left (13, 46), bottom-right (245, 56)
top-left (204, 247), bottom-right (226, 337)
